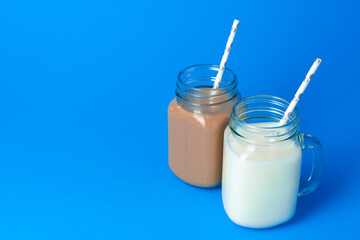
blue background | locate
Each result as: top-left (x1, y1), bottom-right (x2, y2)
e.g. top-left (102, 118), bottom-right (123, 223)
top-left (0, 0), bottom-right (359, 239)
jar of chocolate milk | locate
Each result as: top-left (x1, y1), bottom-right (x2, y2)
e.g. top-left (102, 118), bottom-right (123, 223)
top-left (168, 64), bottom-right (240, 187)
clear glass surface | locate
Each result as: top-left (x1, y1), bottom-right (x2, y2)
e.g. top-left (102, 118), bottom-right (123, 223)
top-left (222, 95), bottom-right (323, 228)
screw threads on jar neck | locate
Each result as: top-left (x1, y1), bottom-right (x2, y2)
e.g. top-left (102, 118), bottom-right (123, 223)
top-left (229, 95), bottom-right (299, 144)
top-left (176, 64), bottom-right (240, 114)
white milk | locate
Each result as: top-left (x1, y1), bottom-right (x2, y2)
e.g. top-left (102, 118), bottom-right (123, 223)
top-left (222, 123), bottom-right (302, 228)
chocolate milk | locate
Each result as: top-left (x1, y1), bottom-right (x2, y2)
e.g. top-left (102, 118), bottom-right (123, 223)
top-left (168, 99), bottom-right (232, 187)
top-left (167, 64), bottom-right (239, 188)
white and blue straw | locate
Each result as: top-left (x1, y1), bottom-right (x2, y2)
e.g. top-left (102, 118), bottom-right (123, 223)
top-left (278, 58), bottom-right (322, 126)
top-left (213, 19), bottom-right (239, 89)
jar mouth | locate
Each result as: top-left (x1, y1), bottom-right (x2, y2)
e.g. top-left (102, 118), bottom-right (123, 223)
top-left (176, 64), bottom-right (240, 114)
top-left (177, 64), bottom-right (238, 96)
top-left (230, 95), bottom-right (299, 143)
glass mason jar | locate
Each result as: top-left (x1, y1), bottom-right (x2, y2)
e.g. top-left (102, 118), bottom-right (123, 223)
top-left (168, 64), bottom-right (240, 188)
top-left (222, 95), bottom-right (322, 228)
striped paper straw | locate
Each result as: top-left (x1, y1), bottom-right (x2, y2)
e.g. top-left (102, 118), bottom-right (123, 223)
top-left (213, 19), bottom-right (240, 89)
top-left (278, 58), bottom-right (322, 126)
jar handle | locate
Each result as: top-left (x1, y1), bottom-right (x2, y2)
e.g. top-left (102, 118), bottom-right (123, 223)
top-left (298, 133), bottom-right (323, 196)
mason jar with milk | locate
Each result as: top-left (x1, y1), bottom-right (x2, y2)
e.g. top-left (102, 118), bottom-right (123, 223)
top-left (222, 95), bottom-right (323, 228)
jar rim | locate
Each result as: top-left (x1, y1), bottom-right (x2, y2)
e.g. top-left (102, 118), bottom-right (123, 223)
top-left (175, 64), bottom-right (240, 114)
top-left (229, 95), bottom-right (299, 139)
top-left (177, 64), bottom-right (237, 93)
